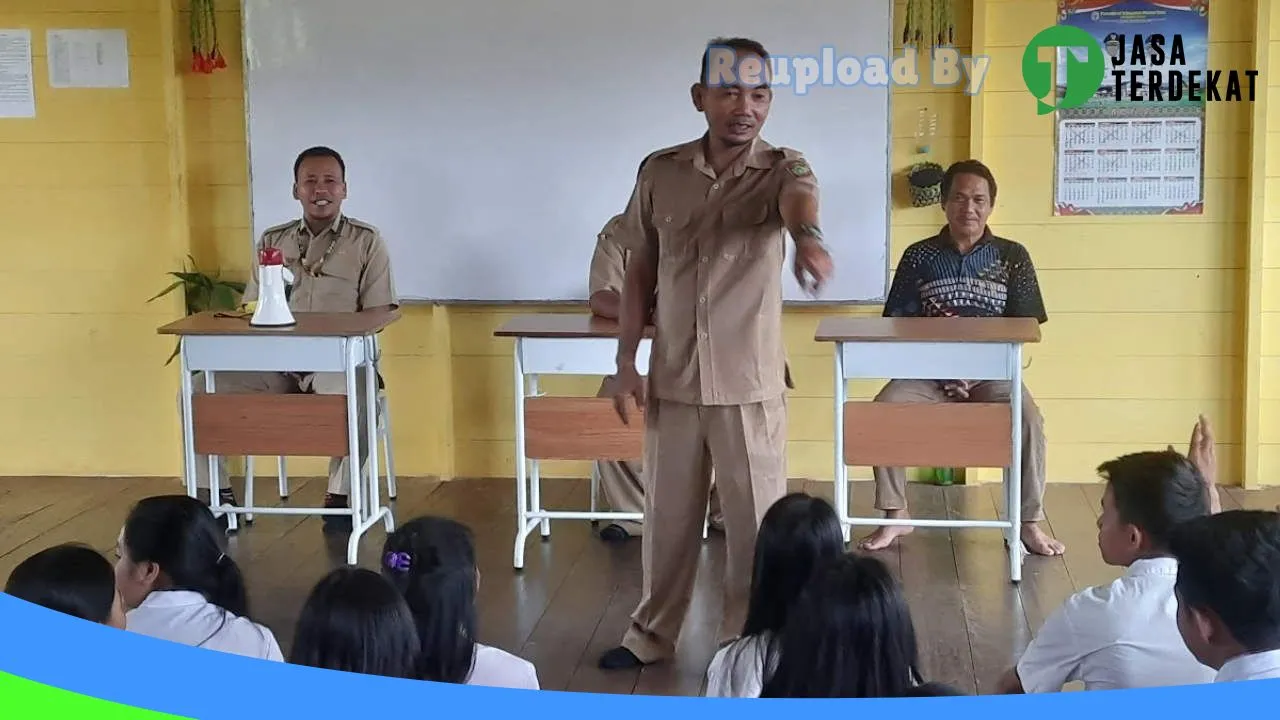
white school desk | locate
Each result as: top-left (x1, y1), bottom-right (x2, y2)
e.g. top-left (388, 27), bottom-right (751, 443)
top-left (814, 316), bottom-right (1041, 583)
top-left (158, 310), bottom-right (400, 565)
top-left (494, 314), bottom-right (657, 570)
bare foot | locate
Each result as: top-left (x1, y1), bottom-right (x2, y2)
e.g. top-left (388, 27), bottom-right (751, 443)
top-left (1021, 522), bottom-right (1065, 556)
top-left (858, 511), bottom-right (914, 551)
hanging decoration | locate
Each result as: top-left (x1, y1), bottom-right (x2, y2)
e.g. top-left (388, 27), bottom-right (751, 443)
top-left (190, 0), bottom-right (227, 74)
top-left (902, 0), bottom-right (956, 50)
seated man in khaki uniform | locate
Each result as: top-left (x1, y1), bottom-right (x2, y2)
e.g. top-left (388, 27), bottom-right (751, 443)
top-left (193, 145), bottom-right (398, 534)
top-left (589, 214), bottom-right (724, 542)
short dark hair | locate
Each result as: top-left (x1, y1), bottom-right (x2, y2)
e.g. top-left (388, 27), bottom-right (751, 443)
top-left (1168, 510), bottom-right (1280, 653)
top-left (941, 159), bottom-right (997, 202)
top-left (293, 146), bottom-right (345, 180)
top-left (700, 37), bottom-right (770, 86)
top-left (4, 543), bottom-right (117, 624)
top-left (1097, 450), bottom-right (1210, 551)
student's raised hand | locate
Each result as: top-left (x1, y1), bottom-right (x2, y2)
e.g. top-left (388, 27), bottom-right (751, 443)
top-left (1169, 414), bottom-right (1219, 513)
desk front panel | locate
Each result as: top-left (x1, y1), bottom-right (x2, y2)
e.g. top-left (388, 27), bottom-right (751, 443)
top-left (838, 340), bottom-right (1017, 382)
top-left (183, 335), bottom-right (373, 374)
top-left (518, 337), bottom-right (652, 376)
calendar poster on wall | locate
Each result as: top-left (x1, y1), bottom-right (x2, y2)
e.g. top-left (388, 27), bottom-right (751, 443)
top-left (1051, 0), bottom-right (1209, 216)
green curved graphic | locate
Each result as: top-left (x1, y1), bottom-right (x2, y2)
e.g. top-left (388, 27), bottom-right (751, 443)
top-left (0, 671), bottom-right (188, 719)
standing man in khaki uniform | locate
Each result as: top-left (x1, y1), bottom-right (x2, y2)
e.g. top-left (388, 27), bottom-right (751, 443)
top-left (589, 214), bottom-right (724, 542)
top-left (598, 38), bottom-right (833, 669)
top-left (193, 146), bottom-right (398, 534)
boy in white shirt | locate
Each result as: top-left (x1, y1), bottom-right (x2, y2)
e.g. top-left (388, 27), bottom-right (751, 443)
top-left (1167, 509), bottom-right (1280, 682)
top-left (996, 417), bottom-right (1219, 693)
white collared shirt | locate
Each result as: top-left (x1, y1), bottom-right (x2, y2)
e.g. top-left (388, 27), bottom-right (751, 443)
top-left (705, 633), bottom-right (773, 698)
top-left (466, 643), bottom-right (539, 689)
top-left (126, 590), bottom-right (284, 662)
top-left (1215, 649), bottom-right (1280, 682)
top-left (1016, 557), bottom-right (1216, 691)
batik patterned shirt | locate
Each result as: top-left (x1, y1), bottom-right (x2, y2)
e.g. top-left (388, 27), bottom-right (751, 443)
top-left (883, 227), bottom-right (1047, 323)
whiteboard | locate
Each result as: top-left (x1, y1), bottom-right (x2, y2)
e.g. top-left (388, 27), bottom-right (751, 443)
top-left (241, 0), bottom-right (891, 303)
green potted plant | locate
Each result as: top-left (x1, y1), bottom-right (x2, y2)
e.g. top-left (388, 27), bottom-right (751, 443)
top-left (149, 255), bottom-right (246, 364)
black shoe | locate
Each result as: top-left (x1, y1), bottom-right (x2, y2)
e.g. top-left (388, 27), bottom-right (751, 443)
top-left (598, 646), bottom-right (644, 670)
top-left (322, 493), bottom-right (353, 534)
top-left (599, 524), bottom-right (631, 543)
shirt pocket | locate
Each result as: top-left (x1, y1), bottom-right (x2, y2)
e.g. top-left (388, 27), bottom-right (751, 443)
top-left (719, 202), bottom-right (776, 260)
top-left (312, 256), bottom-right (362, 309)
top-left (653, 204), bottom-right (696, 262)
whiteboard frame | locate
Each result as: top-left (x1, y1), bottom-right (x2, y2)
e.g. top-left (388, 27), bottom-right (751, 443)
top-left (237, 0), bottom-right (893, 307)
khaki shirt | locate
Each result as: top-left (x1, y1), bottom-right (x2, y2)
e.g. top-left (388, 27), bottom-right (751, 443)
top-left (589, 213), bottom-right (628, 295)
top-left (615, 135), bottom-right (816, 406)
top-left (243, 215), bottom-right (398, 312)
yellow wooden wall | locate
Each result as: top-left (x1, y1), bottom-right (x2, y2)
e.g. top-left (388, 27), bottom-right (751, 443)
top-left (2, 0), bottom-right (1275, 488)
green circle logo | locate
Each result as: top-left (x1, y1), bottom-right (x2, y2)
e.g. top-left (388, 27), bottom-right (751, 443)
top-left (1022, 25), bottom-right (1107, 114)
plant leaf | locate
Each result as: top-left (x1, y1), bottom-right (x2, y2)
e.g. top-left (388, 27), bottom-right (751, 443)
top-left (212, 284), bottom-right (236, 310)
top-left (147, 280), bottom-right (184, 303)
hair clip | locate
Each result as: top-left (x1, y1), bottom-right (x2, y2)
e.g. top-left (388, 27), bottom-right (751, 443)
top-left (384, 551), bottom-right (412, 572)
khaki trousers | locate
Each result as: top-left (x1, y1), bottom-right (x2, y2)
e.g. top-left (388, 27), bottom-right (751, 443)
top-left (870, 379), bottom-right (1046, 521)
top-left (187, 370), bottom-right (369, 495)
top-left (621, 395), bottom-right (788, 663)
top-left (593, 377), bottom-right (723, 535)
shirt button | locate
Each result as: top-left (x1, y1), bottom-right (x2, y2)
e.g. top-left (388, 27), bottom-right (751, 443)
top-left (699, 296), bottom-right (707, 303)
top-left (664, 215), bottom-right (672, 223)
top-left (711, 183), bottom-right (720, 190)
top-left (700, 256), bottom-right (708, 263)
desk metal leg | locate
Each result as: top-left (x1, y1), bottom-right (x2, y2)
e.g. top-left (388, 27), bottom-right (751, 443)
top-left (512, 341), bottom-right (533, 570)
top-left (527, 374), bottom-right (549, 539)
top-left (832, 343), bottom-right (851, 543)
top-left (179, 341), bottom-right (198, 499)
top-left (342, 338), bottom-right (393, 566)
top-left (365, 336), bottom-right (394, 535)
top-left (1007, 345), bottom-right (1024, 583)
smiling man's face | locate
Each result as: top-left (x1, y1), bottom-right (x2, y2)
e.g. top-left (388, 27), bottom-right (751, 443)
top-left (293, 155), bottom-right (346, 226)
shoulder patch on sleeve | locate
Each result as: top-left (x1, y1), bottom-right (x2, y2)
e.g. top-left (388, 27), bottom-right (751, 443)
top-left (261, 220), bottom-right (297, 237)
top-left (345, 217), bottom-right (380, 233)
top-left (786, 158), bottom-right (813, 177)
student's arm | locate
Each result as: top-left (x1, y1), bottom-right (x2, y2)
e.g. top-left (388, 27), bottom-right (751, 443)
top-left (589, 290), bottom-right (620, 319)
top-left (778, 153), bottom-right (831, 294)
top-left (588, 237), bottom-right (625, 320)
top-left (1000, 593), bottom-right (1098, 694)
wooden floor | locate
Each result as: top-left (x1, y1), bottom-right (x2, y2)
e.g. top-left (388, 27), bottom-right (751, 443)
top-left (2, 475), bottom-right (1277, 696)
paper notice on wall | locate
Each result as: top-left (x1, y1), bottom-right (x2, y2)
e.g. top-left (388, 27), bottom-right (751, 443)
top-left (47, 29), bottom-right (130, 89)
top-left (0, 29), bottom-right (35, 118)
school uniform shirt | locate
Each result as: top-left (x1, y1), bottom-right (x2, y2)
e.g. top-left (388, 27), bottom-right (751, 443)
top-left (1215, 649), bottom-right (1280, 682)
top-left (467, 643), bottom-right (540, 690)
top-left (125, 590), bottom-right (284, 662)
top-left (704, 633), bottom-right (774, 697)
top-left (1016, 557), bottom-right (1215, 692)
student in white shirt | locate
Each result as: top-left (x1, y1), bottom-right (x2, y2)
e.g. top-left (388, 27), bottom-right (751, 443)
top-left (289, 567), bottom-right (422, 679)
top-left (997, 418), bottom-right (1220, 693)
top-left (1167, 509), bottom-right (1280, 682)
top-left (704, 492), bottom-right (845, 697)
top-left (381, 516), bottom-right (540, 689)
top-left (758, 553), bottom-right (926, 698)
top-left (5, 543), bottom-right (126, 629)
top-left (113, 495), bottom-right (283, 662)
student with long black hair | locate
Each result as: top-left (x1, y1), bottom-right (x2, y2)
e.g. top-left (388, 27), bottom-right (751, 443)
top-left (113, 495), bottom-right (282, 661)
top-left (5, 543), bottom-right (126, 629)
top-left (704, 492), bottom-right (845, 697)
top-left (381, 516), bottom-right (539, 688)
top-left (759, 553), bottom-right (924, 698)
top-left (290, 567), bottom-right (422, 680)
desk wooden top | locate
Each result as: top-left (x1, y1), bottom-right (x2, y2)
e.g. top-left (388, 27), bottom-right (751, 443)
top-left (493, 314), bottom-right (655, 339)
top-left (157, 309), bottom-right (401, 337)
top-left (814, 316), bottom-right (1041, 344)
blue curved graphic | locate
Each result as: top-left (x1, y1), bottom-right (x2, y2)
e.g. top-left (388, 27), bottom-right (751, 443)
top-left (1, 592), bottom-right (1278, 717)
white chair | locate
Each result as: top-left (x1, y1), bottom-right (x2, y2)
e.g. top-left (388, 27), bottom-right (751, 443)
top-left (588, 464), bottom-right (710, 540)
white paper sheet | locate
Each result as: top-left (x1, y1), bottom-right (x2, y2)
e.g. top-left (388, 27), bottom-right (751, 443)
top-left (47, 29), bottom-right (130, 89)
top-left (0, 29), bottom-right (35, 118)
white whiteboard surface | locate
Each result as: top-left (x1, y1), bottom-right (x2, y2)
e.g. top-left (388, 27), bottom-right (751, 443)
top-left (241, 0), bottom-right (891, 303)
